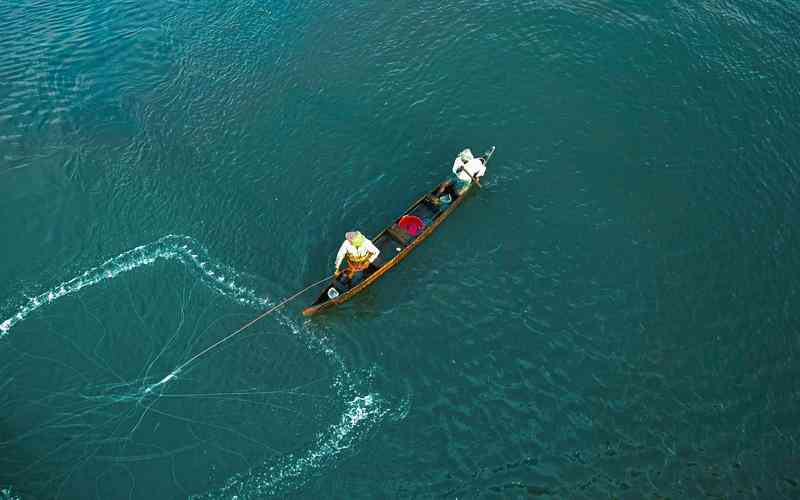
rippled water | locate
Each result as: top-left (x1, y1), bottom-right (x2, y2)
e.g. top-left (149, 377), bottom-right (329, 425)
top-left (2, 0), bottom-right (799, 498)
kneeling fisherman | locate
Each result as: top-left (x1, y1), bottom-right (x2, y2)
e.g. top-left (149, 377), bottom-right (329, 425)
top-left (334, 231), bottom-right (380, 284)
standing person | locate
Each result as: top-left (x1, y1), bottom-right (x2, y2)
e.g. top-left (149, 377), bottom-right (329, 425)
top-left (334, 231), bottom-right (380, 285)
top-left (436, 148), bottom-right (487, 198)
top-left (451, 148), bottom-right (486, 192)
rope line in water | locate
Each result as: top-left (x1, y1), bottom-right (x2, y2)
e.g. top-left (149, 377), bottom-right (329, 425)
top-left (146, 274), bottom-right (333, 393)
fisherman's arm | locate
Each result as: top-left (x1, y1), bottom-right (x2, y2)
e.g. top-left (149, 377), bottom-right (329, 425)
top-left (468, 158), bottom-right (486, 178)
top-left (475, 160), bottom-right (486, 178)
top-left (334, 242), bottom-right (348, 272)
top-left (367, 241), bottom-right (380, 263)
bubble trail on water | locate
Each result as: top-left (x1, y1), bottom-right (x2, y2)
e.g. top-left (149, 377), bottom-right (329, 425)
top-left (1, 235), bottom-right (401, 499)
top-left (0, 234), bottom-right (268, 338)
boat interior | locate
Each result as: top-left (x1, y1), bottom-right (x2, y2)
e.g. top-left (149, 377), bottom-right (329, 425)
top-left (305, 148), bottom-right (493, 312)
top-left (311, 180), bottom-right (463, 305)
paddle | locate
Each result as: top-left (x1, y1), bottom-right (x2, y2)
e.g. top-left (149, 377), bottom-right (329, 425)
top-left (457, 163), bottom-right (483, 188)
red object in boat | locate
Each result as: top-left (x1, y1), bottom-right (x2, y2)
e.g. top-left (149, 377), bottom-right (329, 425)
top-left (398, 215), bottom-right (425, 236)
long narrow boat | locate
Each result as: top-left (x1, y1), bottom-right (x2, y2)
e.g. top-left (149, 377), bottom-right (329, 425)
top-left (302, 147), bottom-right (495, 316)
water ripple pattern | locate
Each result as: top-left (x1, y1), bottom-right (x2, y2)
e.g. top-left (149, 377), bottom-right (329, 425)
top-left (0, 236), bottom-right (397, 498)
top-left (3, 0), bottom-right (800, 498)
top-left (1, 235), bottom-right (266, 336)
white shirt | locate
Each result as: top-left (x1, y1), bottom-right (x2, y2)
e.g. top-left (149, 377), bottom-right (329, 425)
top-left (335, 239), bottom-right (380, 270)
top-left (452, 157), bottom-right (486, 182)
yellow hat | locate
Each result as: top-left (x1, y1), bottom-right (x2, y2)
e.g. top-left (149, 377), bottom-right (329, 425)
top-left (346, 231), bottom-right (365, 247)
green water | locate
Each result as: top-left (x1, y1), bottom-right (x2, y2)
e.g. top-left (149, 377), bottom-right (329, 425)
top-left (2, 0), bottom-right (799, 498)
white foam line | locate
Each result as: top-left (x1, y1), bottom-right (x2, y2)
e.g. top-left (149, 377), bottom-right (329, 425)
top-left (0, 487), bottom-right (21, 500)
top-left (0, 234), bottom-right (268, 338)
top-left (190, 312), bottom-right (394, 498)
top-left (191, 393), bottom-right (388, 499)
top-left (1, 235), bottom-right (395, 499)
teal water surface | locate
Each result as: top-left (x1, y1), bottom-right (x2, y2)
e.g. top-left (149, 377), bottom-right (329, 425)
top-left (2, 0), bottom-right (800, 499)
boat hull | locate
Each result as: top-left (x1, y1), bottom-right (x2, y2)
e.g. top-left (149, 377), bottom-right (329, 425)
top-left (302, 147), bottom-right (495, 316)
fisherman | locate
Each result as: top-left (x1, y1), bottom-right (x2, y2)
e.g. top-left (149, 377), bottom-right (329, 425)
top-left (452, 148), bottom-right (486, 190)
top-left (334, 231), bottom-right (380, 284)
top-left (436, 148), bottom-right (486, 198)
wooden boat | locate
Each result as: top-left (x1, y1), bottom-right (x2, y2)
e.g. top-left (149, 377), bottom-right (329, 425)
top-left (302, 147), bottom-right (495, 316)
